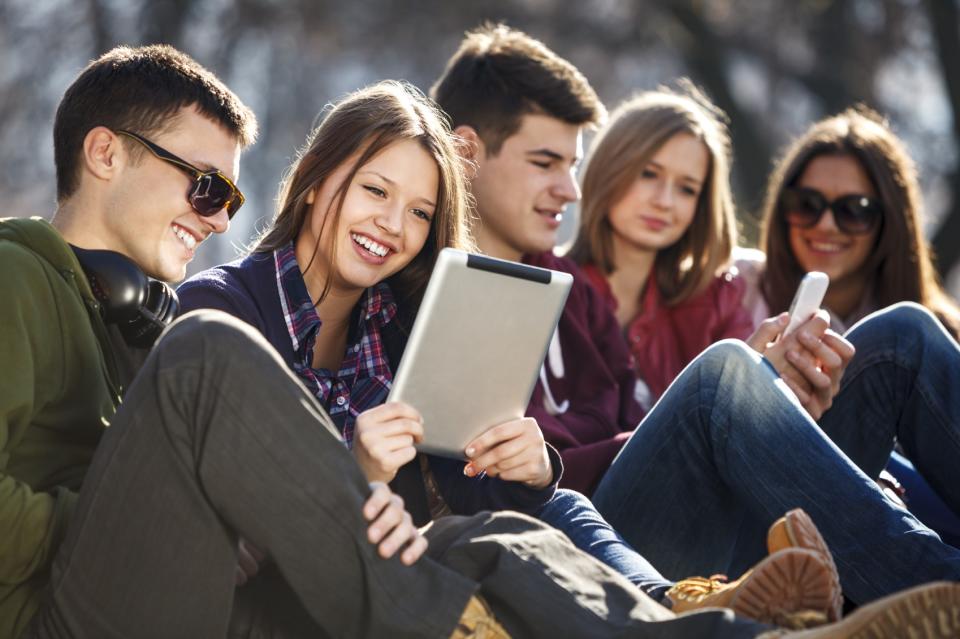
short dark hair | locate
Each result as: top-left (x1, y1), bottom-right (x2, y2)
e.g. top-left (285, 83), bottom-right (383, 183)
top-left (54, 44), bottom-right (258, 201)
top-left (430, 23), bottom-right (605, 153)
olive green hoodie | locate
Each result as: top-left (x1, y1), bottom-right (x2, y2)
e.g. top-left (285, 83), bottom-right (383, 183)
top-left (0, 217), bottom-right (120, 638)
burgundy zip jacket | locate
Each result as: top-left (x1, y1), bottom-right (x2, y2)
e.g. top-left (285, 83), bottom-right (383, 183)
top-left (524, 253), bottom-right (645, 496)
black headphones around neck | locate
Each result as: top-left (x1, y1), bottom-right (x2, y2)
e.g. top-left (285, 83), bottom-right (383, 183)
top-left (70, 245), bottom-right (180, 348)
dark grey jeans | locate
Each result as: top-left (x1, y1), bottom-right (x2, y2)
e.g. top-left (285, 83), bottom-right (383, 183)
top-left (25, 311), bottom-right (769, 639)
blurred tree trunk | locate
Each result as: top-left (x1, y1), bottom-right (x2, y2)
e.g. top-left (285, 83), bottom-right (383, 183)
top-left (658, 0), bottom-right (774, 238)
top-left (925, 0), bottom-right (960, 277)
top-left (802, 1), bottom-right (867, 114)
top-left (140, 0), bottom-right (193, 48)
top-left (85, 0), bottom-right (113, 55)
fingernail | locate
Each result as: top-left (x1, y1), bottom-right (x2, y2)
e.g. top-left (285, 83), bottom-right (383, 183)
top-left (463, 463), bottom-right (474, 477)
top-left (465, 447), bottom-right (475, 457)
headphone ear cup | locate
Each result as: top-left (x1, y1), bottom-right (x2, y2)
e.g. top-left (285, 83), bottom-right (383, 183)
top-left (71, 245), bottom-right (180, 348)
top-left (123, 281), bottom-right (180, 348)
top-left (71, 246), bottom-right (149, 323)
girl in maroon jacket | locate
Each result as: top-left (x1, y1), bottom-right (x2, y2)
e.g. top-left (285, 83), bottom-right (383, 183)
top-left (567, 83), bottom-right (753, 410)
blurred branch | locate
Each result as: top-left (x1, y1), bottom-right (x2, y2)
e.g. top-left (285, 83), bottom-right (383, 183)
top-left (803, 1), bottom-right (866, 114)
top-left (140, 0), bottom-right (193, 47)
top-left (718, 2), bottom-right (880, 114)
top-left (85, 0), bottom-right (112, 55)
top-left (658, 0), bottom-right (774, 225)
top-left (925, 0), bottom-right (960, 277)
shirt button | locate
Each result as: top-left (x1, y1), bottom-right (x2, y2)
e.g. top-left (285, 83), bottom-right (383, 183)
top-left (336, 396), bottom-right (346, 406)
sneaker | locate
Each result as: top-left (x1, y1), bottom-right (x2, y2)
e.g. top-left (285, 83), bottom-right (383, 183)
top-left (667, 547), bottom-right (838, 627)
top-left (450, 595), bottom-right (511, 638)
top-left (768, 508), bottom-right (843, 621)
top-left (759, 581), bottom-right (960, 638)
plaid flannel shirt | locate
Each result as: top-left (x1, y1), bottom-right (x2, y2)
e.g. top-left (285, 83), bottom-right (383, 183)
top-left (274, 242), bottom-right (396, 446)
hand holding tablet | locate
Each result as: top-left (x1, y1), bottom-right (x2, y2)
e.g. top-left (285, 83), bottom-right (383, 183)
top-left (462, 417), bottom-right (553, 488)
top-left (387, 249), bottom-right (572, 459)
top-left (352, 402), bottom-right (425, 483)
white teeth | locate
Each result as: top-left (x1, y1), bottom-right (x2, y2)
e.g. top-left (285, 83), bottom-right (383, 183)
top-left (351, 233), bottom-right (388, 257)
top-left (173, 225), bottom-right (197, 250)
top-left (809, 241), bottom-right (845, 252)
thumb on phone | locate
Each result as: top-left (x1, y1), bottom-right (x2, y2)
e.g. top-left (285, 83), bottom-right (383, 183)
top-left (746, 312), bottom-right (789, 353)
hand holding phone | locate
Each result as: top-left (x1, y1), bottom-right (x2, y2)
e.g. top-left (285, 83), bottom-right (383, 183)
top-left (784, 272), bottom-right (829, 336)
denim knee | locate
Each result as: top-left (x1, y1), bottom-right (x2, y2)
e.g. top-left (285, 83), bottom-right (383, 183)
top-left (692, 339), bottom-right (764, 386)
top-left (846, 302), bottom-right (954, 356)
top-left (539, 488), bottom-right (594, 519)
top-left (850, 301), bottom-right (937, 337)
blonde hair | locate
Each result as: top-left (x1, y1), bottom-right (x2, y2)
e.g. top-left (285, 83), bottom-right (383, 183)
top-left (568, 81), bottom-right (737, 305)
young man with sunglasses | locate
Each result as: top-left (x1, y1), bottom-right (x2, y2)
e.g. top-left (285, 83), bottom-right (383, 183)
top-left (0, 44), bottom-right (257, 638)
top-left (431, 22), bottom-right (960, 625)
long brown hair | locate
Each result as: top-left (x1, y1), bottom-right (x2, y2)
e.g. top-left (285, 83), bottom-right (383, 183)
top-left (568, 81), bottom-right (737, 305)
top-left (759, 106), bottom-right (960, 336)
top-left (256, 80), bottom-right (474, 314)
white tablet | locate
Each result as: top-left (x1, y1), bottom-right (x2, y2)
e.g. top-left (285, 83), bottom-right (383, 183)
top-left (388, 248), bottom-right (572, 458)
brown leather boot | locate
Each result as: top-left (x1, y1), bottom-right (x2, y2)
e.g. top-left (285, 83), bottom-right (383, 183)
top-left (450, 595), bottom-right (511, 638)
top-left (667, 547), bottom-right (837, 628)
top-left (768, 508), bottom-right (842, 621)
top-left (758, 581), bottom-right (960, 638)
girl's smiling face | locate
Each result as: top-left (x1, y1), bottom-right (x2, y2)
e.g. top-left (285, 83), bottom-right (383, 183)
top-left (787, 153), bottom-right (880, 289)
top-left (296, 138), bottom-right (439, 294)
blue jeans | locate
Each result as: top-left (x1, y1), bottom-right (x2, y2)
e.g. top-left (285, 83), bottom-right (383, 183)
top-left (819, 303), bottom-right (959, 512)
top-left (538, 489), bottom-right (675, 602)
top-left (592, 303), bottom-right (960, 605)
top-left (886, 451), bottom-right (960, 548)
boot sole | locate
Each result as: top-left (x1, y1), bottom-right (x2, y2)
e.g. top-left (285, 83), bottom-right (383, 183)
top-left (780, 508), bottom-right (844, 621)
top-left (790, 581), bottom-right (960, 638)
top-left (729, 548), bottom-right (838, 626)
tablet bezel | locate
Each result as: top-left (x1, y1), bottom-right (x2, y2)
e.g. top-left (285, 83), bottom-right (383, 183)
top-left (387, 249), bottom-right (572, 458)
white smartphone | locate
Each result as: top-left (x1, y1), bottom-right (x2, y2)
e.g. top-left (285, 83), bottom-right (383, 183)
top-left (784, 272), bottom-right (830, 335)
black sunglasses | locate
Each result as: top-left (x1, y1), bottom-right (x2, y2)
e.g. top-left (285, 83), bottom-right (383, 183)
top-left (779, 186), bottom-right (882, 235)
top-left (116, 130), bottom-right (245, 219)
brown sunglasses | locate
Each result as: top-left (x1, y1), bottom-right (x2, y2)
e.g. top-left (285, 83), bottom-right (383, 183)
top-left (116, 129), bottom-right (245, 219)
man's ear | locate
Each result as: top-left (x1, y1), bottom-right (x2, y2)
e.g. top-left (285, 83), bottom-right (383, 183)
top-left (82, 127), bottom-right (124, 182)
top-left (453, 125), bottom-right (484, 179)
top-left (453, 125), bottom-right (484, 160)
